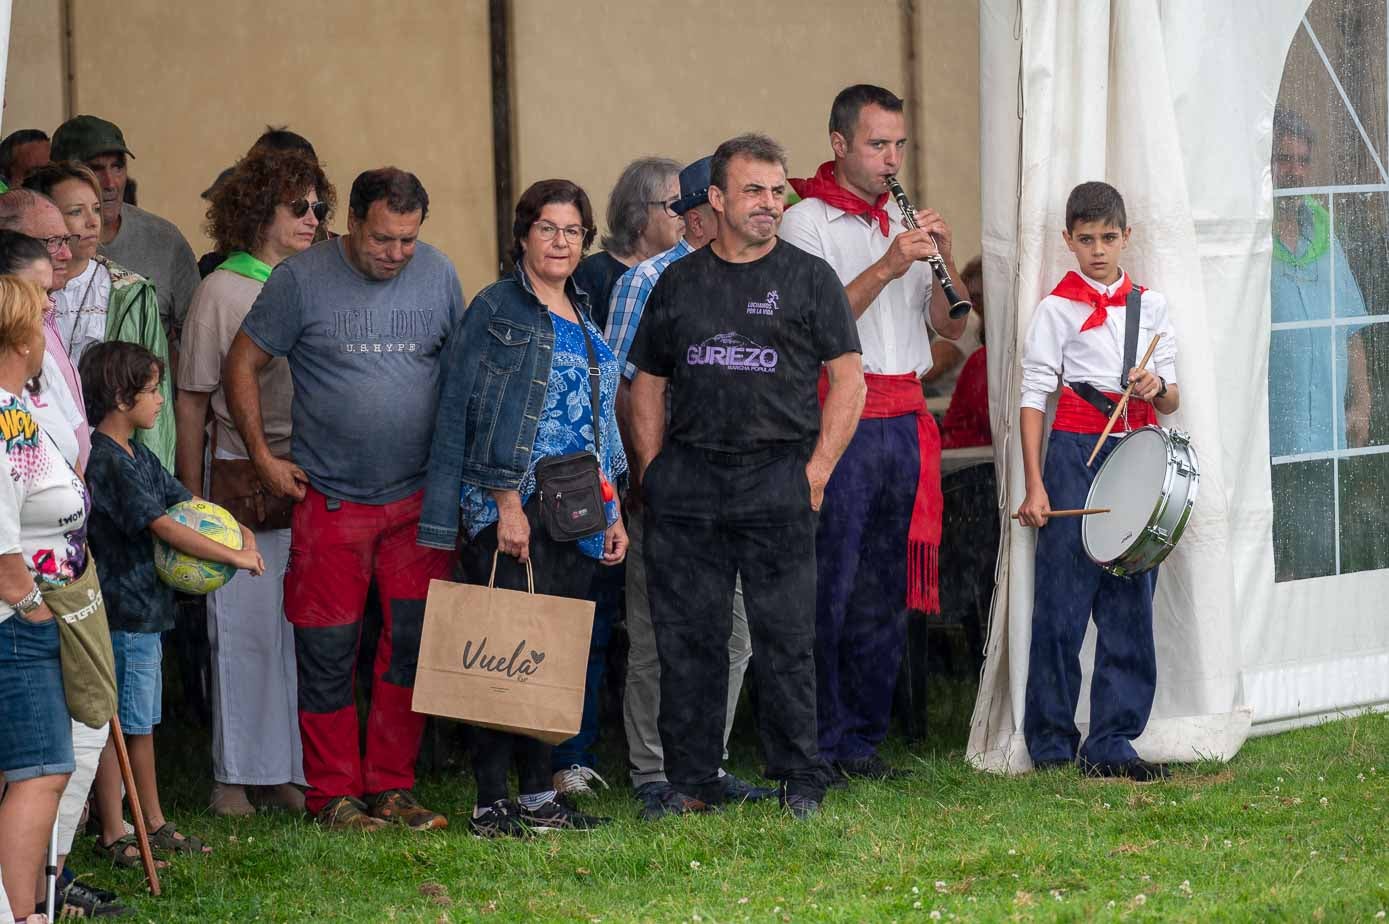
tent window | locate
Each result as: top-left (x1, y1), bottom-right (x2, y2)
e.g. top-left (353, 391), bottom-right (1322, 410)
top-left (1270, 0), bottom-right (1389, 581)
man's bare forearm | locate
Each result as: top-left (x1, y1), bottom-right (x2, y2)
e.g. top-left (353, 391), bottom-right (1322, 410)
top-left (628, 372), bottom-right (669, 477)
top-left (810, 353), bottom-right (866, 475)
top-left (224, 332), bottom-right (274, 465)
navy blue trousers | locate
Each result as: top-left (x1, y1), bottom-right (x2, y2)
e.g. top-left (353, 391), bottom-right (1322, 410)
top-left (814, 416), bottom-right (917, 763)
top-left (551, 565), bottom-right (620, 771)
top-left (1023, 430), bottom-right (1158, 767)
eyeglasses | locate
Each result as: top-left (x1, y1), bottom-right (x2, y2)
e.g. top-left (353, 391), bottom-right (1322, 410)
top-left (533, 221), bottom-right (587, 245)
top-left (42, 233), bottom-right (80, 256)
top-left (289, 199), bottom-right (329, 222)
top-left (647, 198), bottom-right (681, 217)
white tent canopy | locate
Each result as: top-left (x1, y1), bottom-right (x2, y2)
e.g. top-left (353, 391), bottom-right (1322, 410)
top-left (969, 0), bottom-right (1389, 772)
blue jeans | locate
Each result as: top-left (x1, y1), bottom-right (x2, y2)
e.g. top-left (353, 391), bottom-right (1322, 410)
top-left (551, 563), bottom-right (621, 771)
top-left (111, 630), bottom-right (163, 736)
top-left (0, 614), bottom-right (74, 781)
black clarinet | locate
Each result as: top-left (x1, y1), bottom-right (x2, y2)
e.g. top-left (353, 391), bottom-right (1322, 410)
top-left (884, 175), bottom-right (972, 319)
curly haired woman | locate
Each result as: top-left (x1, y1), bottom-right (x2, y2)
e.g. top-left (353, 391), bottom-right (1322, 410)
top-left (174, 147), bottom-right (334, 817)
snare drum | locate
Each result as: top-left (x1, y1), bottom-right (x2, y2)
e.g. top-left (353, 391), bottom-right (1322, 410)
top-left (1082, 426), bottom-right (1199, 577)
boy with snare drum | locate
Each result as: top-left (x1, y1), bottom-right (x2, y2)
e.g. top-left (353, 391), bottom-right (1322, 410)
top-left (1015, 182), bottom-right (1180, 780)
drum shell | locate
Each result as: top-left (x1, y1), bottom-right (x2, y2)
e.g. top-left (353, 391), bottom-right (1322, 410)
top-left (1082, 426), bottom-right (1199, 577)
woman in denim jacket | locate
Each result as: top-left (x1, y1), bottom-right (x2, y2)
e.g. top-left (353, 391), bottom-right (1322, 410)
top-left (419, 179), bottom-right (627, 837)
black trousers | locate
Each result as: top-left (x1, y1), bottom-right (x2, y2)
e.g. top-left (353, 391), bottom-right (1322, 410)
top-left (460, 503), bottom-right (597, 804)
top-left (643, 441), bottom-right (826, 803)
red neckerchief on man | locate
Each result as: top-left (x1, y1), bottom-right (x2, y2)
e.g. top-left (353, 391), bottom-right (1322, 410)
top-left (1050, 270), bottom-right (1143, 333)
top-left (790, 161), bottom-right (892, 236)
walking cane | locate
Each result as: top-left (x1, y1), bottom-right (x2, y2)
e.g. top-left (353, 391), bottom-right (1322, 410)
top-left (109, 714), bottom-right (161, 896)
top-left (45, 821), bottom-right (58, 920)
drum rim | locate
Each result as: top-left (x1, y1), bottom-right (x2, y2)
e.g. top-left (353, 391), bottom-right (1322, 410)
top-left (1084, 426), bottom-right (1200, 576)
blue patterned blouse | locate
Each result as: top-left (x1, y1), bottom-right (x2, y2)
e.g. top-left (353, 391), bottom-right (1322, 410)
top-left (461, 313), bottom-right (627, 559)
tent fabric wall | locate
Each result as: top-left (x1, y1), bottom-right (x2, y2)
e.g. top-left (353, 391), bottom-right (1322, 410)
top-left (969, 0), bottom-right (1340, 773)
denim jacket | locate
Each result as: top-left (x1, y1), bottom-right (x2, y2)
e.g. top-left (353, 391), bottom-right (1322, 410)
top-left (417, 262), bottom-right (594, 550)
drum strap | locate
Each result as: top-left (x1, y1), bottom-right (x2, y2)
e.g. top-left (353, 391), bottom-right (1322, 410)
top-left (1066, 285), bottom-right (1143, 417)
top-left (1120, 285), bottom-right (1142, 389)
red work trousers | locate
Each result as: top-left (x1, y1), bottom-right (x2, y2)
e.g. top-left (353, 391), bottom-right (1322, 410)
top-left (284, 486), bottom-right (453, 814)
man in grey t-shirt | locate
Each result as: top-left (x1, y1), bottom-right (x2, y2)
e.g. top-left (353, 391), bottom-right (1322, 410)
top-left (226, 167), bottom-right (464, 834)
top-left (50, 116), bottom-right (199, 348)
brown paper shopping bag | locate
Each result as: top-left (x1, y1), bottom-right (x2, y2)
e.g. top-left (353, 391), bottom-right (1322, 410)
top-left (411, 554), bottom-right (594, 744)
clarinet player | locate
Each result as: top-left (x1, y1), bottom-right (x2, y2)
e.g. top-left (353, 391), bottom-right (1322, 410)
top-left (781, 83), bottom-right (968, 782)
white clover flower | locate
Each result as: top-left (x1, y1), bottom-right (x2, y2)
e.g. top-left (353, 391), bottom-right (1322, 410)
top-left (1134, 894), bottom-right (1147, 906)
top-left (689, 860), bottom-right (701, 870)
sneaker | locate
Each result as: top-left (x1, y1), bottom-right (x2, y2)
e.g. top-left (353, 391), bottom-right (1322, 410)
top-left (518, 797), bottom-right (610, 831)
top-left (209, 783), bottom-right (255, 817)
top-left (720, 772), bottom-right (777, 804)
top-left (59, 880), bottom-right (133, 917)
top-left (553, 764), bottom-right (610, 799)
top-left (636, 782), bottom-right (715, 821)
top-left (1081, 758), bottom-right (1170, 782)
top-left (367, 789), bottom-right (448, 830)
top-left (780, 786), bottom-right (821, 820)
top-left (469, 800), bottom-right (531, 839)
top-left (315, 796), bottom-right (387, 832)
top-left (834, 754), bottom-right (913, 781)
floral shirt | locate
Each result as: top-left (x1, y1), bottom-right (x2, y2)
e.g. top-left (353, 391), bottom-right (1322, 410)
top-left (462, 313), bottom-right (627, 559)
top-left (0, 387), bottom-right (88, 622)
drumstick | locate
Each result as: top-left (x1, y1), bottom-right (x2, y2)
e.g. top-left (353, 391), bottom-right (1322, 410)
top-left (1086, 333), bottom-right (1163, 467)
top-left (110, 714), bottom-right (161, 896)
top-left (1010, 507), bottom-right (1110, 520)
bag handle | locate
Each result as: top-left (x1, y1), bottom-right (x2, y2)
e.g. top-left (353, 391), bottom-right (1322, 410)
top-left (488, 549), bottom-right (535, 594)
top-left (575, 316), bottom-right (602, 461)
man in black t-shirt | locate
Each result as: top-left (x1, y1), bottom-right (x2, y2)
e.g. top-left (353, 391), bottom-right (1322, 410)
top-left (627, 133), bottom-right (866, 818)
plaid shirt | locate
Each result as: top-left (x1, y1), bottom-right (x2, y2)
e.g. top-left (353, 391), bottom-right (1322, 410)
top-left (603, 238), bottom-right (694, 379)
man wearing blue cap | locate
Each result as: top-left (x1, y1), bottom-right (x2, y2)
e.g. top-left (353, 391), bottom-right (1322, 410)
top-left (605, 154), bottom-right (774, 819)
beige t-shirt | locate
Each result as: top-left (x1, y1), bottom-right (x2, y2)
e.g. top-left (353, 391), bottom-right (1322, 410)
top-left (178, 269), bottom-right (293, 459)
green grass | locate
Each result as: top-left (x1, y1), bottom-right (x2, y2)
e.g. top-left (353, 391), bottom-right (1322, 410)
top-left (69, 676), bottom-right (1389, 922)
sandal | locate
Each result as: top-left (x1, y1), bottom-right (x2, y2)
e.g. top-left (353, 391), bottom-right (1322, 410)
top-left (95, 833), bottom-right (167, 870)
top-left (147, 822), bottom-right (212, 857)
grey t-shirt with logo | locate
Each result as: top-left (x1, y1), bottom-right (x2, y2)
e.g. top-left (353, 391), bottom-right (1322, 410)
top-left (240, 237), bottom-right (464, 504)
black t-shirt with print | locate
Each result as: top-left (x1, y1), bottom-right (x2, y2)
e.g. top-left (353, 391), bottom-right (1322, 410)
top-left (628, 238), bottom-right (860, 453)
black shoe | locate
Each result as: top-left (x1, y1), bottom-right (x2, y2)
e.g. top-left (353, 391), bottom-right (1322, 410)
top-left (468, 799), bottom-right (531, 838)
top-left (779, 786), bottom-right (821, 820)
top-left (518, 797), bottom-right (609, 831)
top-left (636, 782), bottom-right (714, 821)
top-left (835, 754), bottom-right (913, 781)
top-left (61, 879), bottom-right (134, 917)
top-left (721, 772), bottom-right (777, 804)
top-left (1032, 758), bottom-right (1076, 772)
top-left (1081, 758), bottom-right (1170, 782)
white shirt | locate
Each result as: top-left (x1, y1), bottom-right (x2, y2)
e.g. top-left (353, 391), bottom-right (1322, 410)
top-left (28, 353), bottom-right (86, 468)
top-left (780, 196), bottom-right (935, 376)
top-left (1020, 270), bottom-right (1178, 412)
top-left (0, 387), bottom-right (88, 623)
top-left (53, 259), bottom-right (113, 366)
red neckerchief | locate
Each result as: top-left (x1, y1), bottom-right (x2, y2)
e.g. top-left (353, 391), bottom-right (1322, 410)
top-left (789, 161), bottom-right (891, 236)
top-left (1050, 270), bottom-right (1142, 332)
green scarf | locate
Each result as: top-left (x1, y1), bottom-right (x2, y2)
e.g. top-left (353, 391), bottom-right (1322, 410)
top-left (1273, 197), bottom-right (1330, 267)
top-left (218, 250), bottom-right (272, 282)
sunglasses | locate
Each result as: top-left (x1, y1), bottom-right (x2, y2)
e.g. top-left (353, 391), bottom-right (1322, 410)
top-left (289, 199), bottom-right (329, 222)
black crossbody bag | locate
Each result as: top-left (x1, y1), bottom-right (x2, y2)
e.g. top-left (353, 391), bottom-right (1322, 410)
top-left (533, 318), bottom-right (608, 542)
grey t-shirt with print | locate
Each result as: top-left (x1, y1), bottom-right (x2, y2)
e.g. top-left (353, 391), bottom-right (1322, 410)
top-left (240, 237), bottom-right (465, 504)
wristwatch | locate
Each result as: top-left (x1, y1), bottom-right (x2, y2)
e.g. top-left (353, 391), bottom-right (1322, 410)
top-left (1155, 376), bottom-right (1168, 399)
top-left (13, 584), bottom-right (43, 615)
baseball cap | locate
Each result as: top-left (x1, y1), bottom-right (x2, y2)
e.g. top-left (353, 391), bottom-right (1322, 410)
top-left (670, 156), bottom-right (713, 216)
top-left (50, 115), bottom-right (135, 163)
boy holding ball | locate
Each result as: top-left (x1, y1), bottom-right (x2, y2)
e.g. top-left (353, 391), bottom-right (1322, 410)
top-left (80, 341), bottom-right (262, 864)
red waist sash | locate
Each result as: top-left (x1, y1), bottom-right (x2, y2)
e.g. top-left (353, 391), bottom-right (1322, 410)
top-left (1052, 386), bottom-right (1155, 434)
top-left (818, 369), bottom-right (941, 613)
